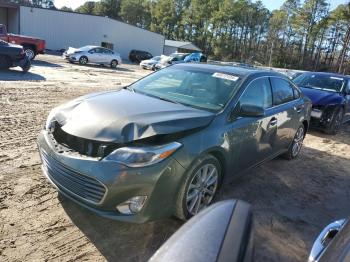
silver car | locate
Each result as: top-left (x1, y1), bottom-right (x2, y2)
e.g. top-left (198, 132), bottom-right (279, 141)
top-left (64, 45), bottom-right (122, 68)
top-left (139, 56), bottom-right (161, 70)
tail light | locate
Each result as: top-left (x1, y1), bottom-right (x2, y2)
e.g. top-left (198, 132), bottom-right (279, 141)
top-left (39, 40), bottom-right (46, 50)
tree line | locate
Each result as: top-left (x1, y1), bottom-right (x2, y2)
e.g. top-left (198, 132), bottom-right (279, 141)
top-left (11, 0), bottom-right (350, 74)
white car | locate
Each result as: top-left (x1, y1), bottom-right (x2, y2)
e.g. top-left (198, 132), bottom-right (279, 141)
top-left (63, 45), bottom-right (122, 68)
top-left (139, 56), bottom-right (161, 70)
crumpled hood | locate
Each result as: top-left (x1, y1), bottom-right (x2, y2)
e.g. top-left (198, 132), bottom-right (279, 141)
top-left (52, 89), bottom-right (215, 143)
top-left (300, 87), bottom-right (343, 106)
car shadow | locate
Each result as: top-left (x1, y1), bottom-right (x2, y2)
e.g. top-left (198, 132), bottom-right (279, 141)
top-left (58, 142), bottom-right (350, 262)
top-left (307, 121), bottom-right (350, 146)
top-left (32, 59), bottom-right (63, 68)
top-left (0, 69), bottom-right (46, 81)
top-left (59, 195), bottom-right (181, 261)
top-left (73, 63), bottom-right (135, 72)
top-left (218, 145), bottom-right (350, 261)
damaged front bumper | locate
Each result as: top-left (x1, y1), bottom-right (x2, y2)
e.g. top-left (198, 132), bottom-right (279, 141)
top-left (37, 130), bottom-right (186, 223)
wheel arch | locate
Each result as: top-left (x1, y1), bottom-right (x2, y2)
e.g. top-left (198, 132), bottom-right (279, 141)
top-left (21, 43), bottom-right (37, 52)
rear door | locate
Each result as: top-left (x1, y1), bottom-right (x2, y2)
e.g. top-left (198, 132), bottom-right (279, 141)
top-left (269, 77), bottom-right (302, 153)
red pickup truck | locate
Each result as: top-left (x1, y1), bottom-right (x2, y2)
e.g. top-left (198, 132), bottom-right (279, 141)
top-left (0, 24), bottom-right (45, 60)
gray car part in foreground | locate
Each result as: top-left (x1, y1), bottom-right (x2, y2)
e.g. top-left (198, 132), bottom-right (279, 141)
top-left (149, 200), bottom-right (253, 262)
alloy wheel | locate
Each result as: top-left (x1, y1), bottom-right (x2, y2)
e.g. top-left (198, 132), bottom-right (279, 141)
top-left (80, 57), bottom-right (88, 65)
top-left (292, 126), bottom-right (305, 157)
top-left (111, 60), bottom-right (118, 68)
top-left (186, 164), bottom-right (218, 216)
top-left (25, 49), bottom-right (35, 60)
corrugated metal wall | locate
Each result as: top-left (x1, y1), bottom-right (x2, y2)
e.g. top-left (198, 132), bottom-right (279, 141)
top-left (19, 6), bottom-right (165, 59)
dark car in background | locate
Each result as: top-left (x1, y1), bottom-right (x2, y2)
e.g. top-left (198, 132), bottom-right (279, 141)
top-left (0, 40), bottom-right (31, 72)
top-left (37, 64), bottom-right (311, 223)
top-left (129, 49), bottom-right (153, 63)
top-left (293, 72), bottom-right (350, 135)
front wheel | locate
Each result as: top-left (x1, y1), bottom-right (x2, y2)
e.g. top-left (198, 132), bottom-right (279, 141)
top-left (79, 56), bottom-right (88, 65)
top-left (21, 60), bottom-right (31, 73)
top-left (324, 107), bottom-right (344, 135)
top-left (175, 155), bottom-right (222, 221)
top-left (283, 125), bottom-right (305, 160)
top-left (111, 60), bottom-right (118, 68)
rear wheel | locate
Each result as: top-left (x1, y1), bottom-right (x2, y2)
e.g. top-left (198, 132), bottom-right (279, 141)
top-left (79, 56), bottom-right (88, 65)
top-left (0, 55), bottom-right (11, 70)
top-left (111, 59), bottom-right (118, 68)
top-left (24, 47), bottom-right (36, 60)
top-left (324, 107), bottom-right (344, 135)
top-left (283, 125), bottom-right (305, 160)
top-left (175, 155), bottom-right (222, 221)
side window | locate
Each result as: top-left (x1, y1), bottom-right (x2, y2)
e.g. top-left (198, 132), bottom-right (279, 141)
top-left (270, 78), bottom-right (295, 105)
top-left (0, 27), bottom-right (4, 35)
top-left (240, 78), bottom-right (273, 109)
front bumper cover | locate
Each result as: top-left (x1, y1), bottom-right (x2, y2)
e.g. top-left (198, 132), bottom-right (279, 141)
top-left (37, 130), bottom-right (186, 223)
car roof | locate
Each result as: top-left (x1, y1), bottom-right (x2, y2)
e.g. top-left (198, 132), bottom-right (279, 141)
top-left (171, 63), bottom-right (284, 79)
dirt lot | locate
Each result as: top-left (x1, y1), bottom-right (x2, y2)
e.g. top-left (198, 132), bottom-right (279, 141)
top-left (1, 55), bottom-right (350, 262)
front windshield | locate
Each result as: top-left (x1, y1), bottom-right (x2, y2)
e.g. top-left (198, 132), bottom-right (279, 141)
top-left (128, 67), bottom-right (242, 112)
top-left (152, 56), bottom-right (161, 61)
top-left (293, 73), bottom-right (345, 92)
top-left (79, 46), bottom-right (95, 51)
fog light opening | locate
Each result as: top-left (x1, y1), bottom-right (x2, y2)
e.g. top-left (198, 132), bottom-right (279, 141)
top-left (116, 196), bottom-right (147, 215)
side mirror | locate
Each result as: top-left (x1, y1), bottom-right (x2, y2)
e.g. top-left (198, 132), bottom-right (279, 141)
top-left (149, 200), bottom-right (253, 262)
top-left (240, 104), bottom-right (265, 117)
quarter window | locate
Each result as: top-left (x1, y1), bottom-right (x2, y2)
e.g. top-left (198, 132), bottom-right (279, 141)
top-left (240, 78), bottom-right (272, 109)
top-left (270, 78), bottom-right (295, 105)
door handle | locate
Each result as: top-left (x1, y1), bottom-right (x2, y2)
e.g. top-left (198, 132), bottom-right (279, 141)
top-left (294, 105), bottom-right (304, 113)
top-left (269, 118), bottom-right (277, 127)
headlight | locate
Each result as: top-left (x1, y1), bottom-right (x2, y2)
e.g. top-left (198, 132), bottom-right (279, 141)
top-left (104, 142), bottom-right (182, 167)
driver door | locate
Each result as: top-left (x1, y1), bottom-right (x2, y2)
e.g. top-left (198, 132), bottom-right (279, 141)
top-left (88, 48), bottom-right (102, 63)
top-left (227, 77), bottom-right (276, 172)
top-left (344, 81), bottom-right (350, 122)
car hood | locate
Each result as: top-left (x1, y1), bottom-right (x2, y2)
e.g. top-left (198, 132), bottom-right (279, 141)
top-left (299, 87), bottom-right (343, 106)
top-left (52, 89), bottom-right (215, 143)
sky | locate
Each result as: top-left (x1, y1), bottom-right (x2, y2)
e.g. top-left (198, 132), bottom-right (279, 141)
top-left (54, 0), bottom-right (348, 10)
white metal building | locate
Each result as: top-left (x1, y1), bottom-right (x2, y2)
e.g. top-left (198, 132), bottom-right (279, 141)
top-left (164, 40), bottom-right (202, 55)
top-left (0, 4), bottom-right (165, 59)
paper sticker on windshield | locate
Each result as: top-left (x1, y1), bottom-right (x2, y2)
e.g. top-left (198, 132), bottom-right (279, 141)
top-left (212, 72), bottom-right (239, 81)
top-left (330, 77), bottom-right (344, 81)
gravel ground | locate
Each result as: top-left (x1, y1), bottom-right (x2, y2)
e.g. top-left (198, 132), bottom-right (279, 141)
top-left (1, 55), bottom-right (350, 262)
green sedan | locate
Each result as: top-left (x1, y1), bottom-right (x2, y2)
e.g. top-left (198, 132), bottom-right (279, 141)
top-left (37, 63), bottom-right (311, 223)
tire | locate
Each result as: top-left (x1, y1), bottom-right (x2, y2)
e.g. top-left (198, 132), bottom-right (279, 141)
top-left (0, 55), bottom-right (11, 70)
top-left (24, 47), bottom-right (36, 60)
top-left (111, 59), bottom-right (118, 68)
top-left (175, 154), bottom-right (222, 221)
top-left (324, 107), bottom-right (344, 135)
top-left (79, 56), bottom-right (88, 65)
top-left (283, 125), bottom-right (305, 160)
top-left (21, 60), bottom-right (31, 73)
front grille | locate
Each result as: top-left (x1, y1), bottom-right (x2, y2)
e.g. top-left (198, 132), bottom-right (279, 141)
top-left (52, 124), bottom-right (116, 158)
top-left (41, 150), bottom-right (106, 204)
